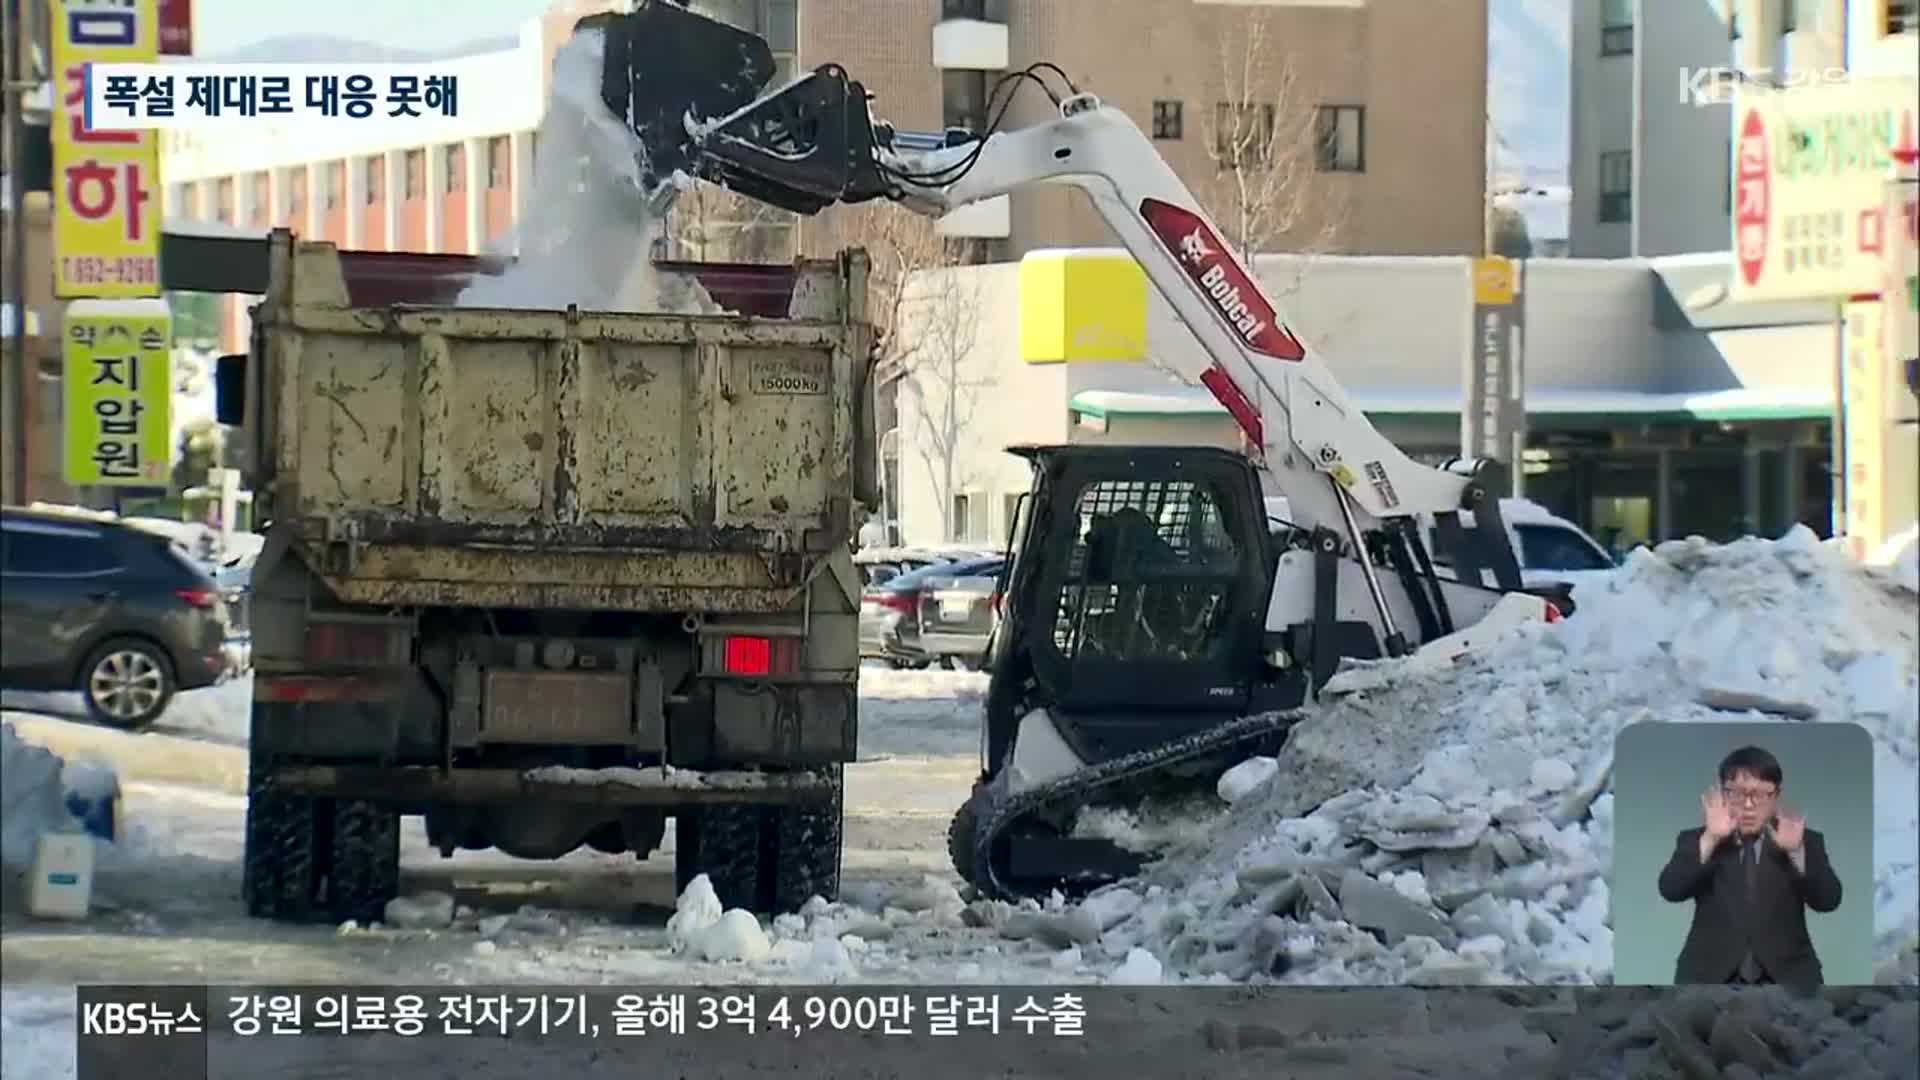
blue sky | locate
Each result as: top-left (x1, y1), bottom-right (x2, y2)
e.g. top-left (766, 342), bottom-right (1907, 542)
top-left (192, 0), bottom-right (557, 55)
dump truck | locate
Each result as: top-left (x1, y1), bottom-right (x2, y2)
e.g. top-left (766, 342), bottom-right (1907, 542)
top-left (219, 229), bottom-right (876, 923)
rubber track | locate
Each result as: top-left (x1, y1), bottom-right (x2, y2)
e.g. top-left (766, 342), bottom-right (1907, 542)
top-left (959, 709), bottom-right (1305, 902)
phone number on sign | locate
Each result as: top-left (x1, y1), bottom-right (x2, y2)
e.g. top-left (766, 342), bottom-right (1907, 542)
top-left (61, 256), bottom-right (160, 288)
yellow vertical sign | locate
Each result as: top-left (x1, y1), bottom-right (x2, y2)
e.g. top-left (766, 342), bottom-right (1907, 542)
top-left (51, 0), bottom-right (163, 298)
top-left (63, 301), bottom-right (174, 487)
top-left (1842, 301), bottom-right (1885, 561)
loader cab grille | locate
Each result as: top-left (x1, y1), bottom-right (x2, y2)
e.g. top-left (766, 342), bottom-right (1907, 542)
top-left (1048, 478), bottom-right (1242, 666)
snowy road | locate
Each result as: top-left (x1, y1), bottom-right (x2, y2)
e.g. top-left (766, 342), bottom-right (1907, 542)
top-left (3, 668), bottom-right (1013, 987)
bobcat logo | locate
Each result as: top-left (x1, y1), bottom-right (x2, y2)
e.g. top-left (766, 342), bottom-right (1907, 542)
top-left (1178, 229), bottom-right (1213, 267)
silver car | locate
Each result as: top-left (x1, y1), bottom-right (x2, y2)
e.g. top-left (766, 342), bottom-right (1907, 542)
top-left (859, 552), bottom-right (1000, 667)
top-left (915, 559), bottom-right (1006, 671)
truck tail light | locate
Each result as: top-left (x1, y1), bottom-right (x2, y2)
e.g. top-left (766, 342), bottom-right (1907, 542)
top-left (306, 621), bottom-right (409, 666)
top-left (720, 635), bottom-right (799, 677)
top-left (174, 587), bottom-right (218, 610)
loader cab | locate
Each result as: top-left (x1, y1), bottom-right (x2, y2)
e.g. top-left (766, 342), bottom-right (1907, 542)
top-left (982, 444), bottom-right (1276, 772)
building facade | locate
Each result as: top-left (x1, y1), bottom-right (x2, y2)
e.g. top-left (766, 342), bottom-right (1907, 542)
top-left (1569, 0), bottom-right (1917, 258)
top-left (154, 0), bottom-right (1495, 352)
top-left (889, 249), bottom-right (1842, 554)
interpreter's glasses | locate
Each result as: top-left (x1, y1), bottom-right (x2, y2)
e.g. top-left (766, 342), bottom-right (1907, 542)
top-left (1720, 785), bottom-right (1776, 806)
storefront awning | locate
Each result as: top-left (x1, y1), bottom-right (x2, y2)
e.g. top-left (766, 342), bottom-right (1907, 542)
top-left (1068, 386), bottom-right (1835, 425)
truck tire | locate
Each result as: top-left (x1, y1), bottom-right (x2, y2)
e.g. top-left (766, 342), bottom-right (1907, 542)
top-left (244, 769), bottom-right (400, 925)
top-left (674, 766), bottom-right (844, 915)
top-left (762, 764), bottom-right (843, 914)
top-left (674, 805), bottom-right (762, 912)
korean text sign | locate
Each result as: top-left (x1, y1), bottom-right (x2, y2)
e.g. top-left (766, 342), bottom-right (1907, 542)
top-left (63, 302), bottom-right (173, 487)
top-left (1729, 79), bottom-right (1919, 303)
top-left (51, 0), bottom-right (163, 299)
top-left (82, 64), bottom-right (464, 128)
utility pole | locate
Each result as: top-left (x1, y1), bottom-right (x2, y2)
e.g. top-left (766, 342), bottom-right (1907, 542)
top-left (4, 0), bottom-right (33, 504)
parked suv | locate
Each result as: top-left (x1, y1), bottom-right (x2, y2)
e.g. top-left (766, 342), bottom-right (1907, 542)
top-left (1, 507), bottom-right (230, 728)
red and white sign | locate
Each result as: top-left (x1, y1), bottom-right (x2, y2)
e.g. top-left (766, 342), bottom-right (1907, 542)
top-left (1139, 197), bottom-right (1306, 362)
top-left (1729, 80), bottom-right (1919, 302)
top-left (1734, 108), bottom-right (1770, 288)
top-left (159, 0), bottom-right (191, 56)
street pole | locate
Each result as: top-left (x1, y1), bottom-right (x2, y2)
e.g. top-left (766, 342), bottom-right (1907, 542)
top-left (5, 0), bottom-right (32, 504)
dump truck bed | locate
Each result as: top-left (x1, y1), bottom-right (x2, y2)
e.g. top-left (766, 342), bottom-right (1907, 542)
top-left (240, 231), bottom-right (874, 612)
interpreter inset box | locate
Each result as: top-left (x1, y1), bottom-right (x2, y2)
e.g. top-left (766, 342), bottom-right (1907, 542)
top-left (1610, 721), bottom-right (1874, 987)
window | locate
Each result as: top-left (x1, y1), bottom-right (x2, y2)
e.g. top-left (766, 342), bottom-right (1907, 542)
top-left (404, 149), bottom-right (424, 200)
top-left (215, 177), bottom-right (234, 223)
top-left (1213, 102), bottom-right (1275, 166)
top-left (1601, 0), bottom-right (1633, 55)
top-left (0, 526), bottom-right (116, 575)
top-left (942, 69), bottom-right (990, 133)
top-left (443, 143), bottom-right (464, 193)
top-left (289, 169), bottom-right (307, 214)
top-left (322, 162), bottom-right (342, 210)
top-left (364, 157), bottom-right (382, 205)
top-left (1781, 0), bottom-right (1798, 33)
top-left (1515, 524), bottom-right (1614, 572)
top-left (1598, 150), bottom-right (1631, 224)
top-left (487, 136), bottom-right (510, 190)
top-left (1888, 0), bottom-right (1918, 34)
top-left (1315, 105), bottom-right (1365, 172)
top-left (250, 173), bottom-right (269, 221)
top-left (1151, 100), bottom-right (1183, 140)
top-left (1729, 10), bottom-right (1741, 40)
top-left (950, 494), bottom-right (974, 543)
top-left (1049, 479), bottom-right (1243, 664)
top-left (694, 1), bottom-right (798, 49)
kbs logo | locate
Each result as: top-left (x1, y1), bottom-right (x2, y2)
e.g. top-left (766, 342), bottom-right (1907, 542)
top-left (83, 1002), bottom-right (169, 1035)
top-left (1140, 198), bottom-right (1305, 362)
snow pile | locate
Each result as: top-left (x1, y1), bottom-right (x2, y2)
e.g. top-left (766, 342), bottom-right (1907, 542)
top-left (1075, 527), bottom-right (1919, 985)
top-left (667, 875), bottom-right (771, 963)
top-left (454, 26), bottom-right (720, 316)
top-left (1, 723), bottom-right (78, 871)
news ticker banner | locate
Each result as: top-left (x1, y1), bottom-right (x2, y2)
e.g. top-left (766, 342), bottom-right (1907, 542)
top-left (72, 983), bottom-right (1919, 1079)
top-left (52, 0), bottom-right (164, 299)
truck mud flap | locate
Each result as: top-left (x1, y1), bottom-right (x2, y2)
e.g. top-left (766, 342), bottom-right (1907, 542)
top-left (251, 672), bottom-right (442, 764)
top-left (265, 765), bottom-right (838, 807)
top-left (675, 681), bottom-right (857, 768)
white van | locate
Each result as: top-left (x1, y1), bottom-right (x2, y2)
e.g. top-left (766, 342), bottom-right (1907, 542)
top-left (1262, 495), bottom-right (1619, 593)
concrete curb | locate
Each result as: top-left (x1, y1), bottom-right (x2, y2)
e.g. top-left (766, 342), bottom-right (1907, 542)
top-left (1, 714), bottom-right (248, 797)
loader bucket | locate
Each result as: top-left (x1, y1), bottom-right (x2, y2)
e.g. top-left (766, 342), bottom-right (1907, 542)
top-left (584, 1), bottom-right (779, 195)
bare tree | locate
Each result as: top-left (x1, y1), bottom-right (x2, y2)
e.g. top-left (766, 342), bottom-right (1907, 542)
top-left (1197, 12), bottom-right (1347, 261)
top-left (829, 202), bottom-right (951, 377)
top-left (895, 265), bottom-right (993, 541)
top-left (664, 177), bottom-right (795, 262)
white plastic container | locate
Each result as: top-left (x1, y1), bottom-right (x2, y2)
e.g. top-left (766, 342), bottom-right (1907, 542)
top-left (27, 832), bottom-right (95, 919)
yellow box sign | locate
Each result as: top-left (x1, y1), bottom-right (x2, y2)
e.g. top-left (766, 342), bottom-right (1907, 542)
top-left (51, 0), bottom-right (163, 298)
top-left (1018, 251), bottom-right (1147, 364)
top-left (64, 302), bottom-right (174, 487)
top-left (1471, 256), bottom-right (1515, 306)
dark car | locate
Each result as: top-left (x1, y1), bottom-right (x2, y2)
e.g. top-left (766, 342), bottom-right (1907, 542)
top-left (1, 507), bottom-right (231, 728)
top-left (859, 554), bottom-right (1004, 668)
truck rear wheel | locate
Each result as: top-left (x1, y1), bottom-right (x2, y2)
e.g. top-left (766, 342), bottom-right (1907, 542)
top-left (673, 765), bottom-right (843, 915)
top-left (244, 769), bottom-right (400, 925)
